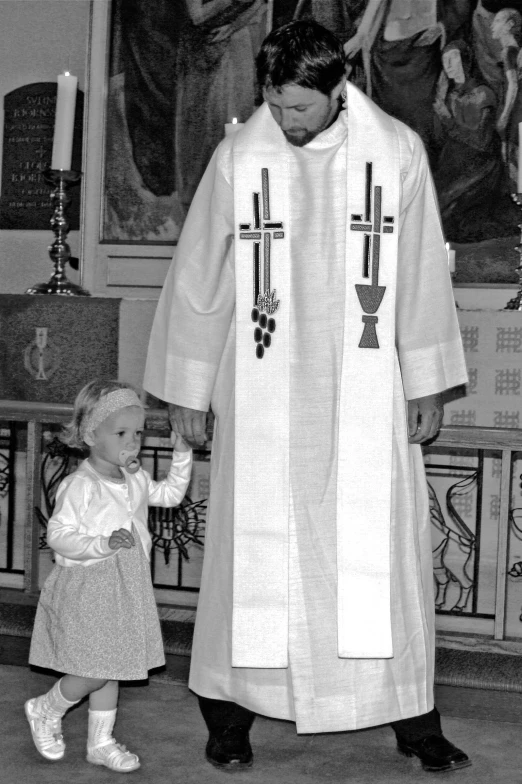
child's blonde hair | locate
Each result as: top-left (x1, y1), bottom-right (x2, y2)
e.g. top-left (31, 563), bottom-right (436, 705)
top-left (62, 379), bottom-right (141, 449)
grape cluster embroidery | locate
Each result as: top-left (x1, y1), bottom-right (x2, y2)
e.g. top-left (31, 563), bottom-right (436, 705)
top-left (251, 289), bottom-right (278, 358)
top-left (238, 167), bottom-right (284, 359)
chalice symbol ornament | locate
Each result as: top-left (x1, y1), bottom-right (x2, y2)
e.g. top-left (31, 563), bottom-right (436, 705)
top-left (23, 327), bottom-right (60, 381)
top-left (350, 162), bottom-right (395, 348)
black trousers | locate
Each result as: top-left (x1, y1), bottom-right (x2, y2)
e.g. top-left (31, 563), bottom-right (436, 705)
top-left (198, 695), bottom-right (442, 743)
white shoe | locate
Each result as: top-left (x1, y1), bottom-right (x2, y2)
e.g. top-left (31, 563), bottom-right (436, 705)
top-left (24, 697), bottom-right (66, 761)
top-left (87, 739), bottom-right (140, 773)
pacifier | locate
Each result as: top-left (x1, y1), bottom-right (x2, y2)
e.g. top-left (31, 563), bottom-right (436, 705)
top-left (119, 449), bottom-right (141, 474)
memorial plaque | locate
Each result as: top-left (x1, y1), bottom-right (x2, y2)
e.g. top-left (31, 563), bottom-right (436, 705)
top-left (0, 82), bottom-right (83, 230)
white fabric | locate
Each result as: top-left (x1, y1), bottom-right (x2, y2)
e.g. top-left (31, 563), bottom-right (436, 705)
top-left (88, 709), bottom-right (116, 748)
top-left (40, 679), bottom-right (78, 718)
top-left (231, 95), bottom-right (401, 665)
top-left (143, 84), bottom-right (468, 733)
top-left (232, 113), bottom-right (291, 668)
top-left (47, 451), bottom-right (192, 567)
top-left (338, 88), bottom-right (399, 658)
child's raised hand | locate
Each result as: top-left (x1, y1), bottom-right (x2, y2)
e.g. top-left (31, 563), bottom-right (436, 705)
top-left (108, 528), bottom-right (135, 550)
top-left (171, 431), bottom-right (191, 452)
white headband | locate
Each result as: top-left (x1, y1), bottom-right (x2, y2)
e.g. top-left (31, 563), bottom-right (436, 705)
top-left (81, 388), bottom-right (144, 442)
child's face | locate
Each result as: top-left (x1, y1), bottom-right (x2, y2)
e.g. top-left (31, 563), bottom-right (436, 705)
top-left (89, 405), bottom-right (145, 471)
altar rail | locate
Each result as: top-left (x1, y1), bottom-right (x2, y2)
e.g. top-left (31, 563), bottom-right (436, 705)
top-left (0, 400), bottom-right (196, 595)
top-left (1, 401), bottom-right (522, 647)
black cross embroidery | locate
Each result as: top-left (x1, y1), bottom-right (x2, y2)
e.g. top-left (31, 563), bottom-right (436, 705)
top-left (350, 162), bottom-right (395, 348)
top-left (239, 168), bottom-right (284, 358)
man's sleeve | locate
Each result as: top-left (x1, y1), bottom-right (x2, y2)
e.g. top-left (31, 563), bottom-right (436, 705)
top-left (143, 143), bottom-right (235, 410)
top-left (395, 130), bottom-right (468, 400)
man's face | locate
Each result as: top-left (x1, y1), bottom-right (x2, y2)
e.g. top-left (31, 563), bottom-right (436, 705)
top-left (263, 80), bottom-right (345, 147)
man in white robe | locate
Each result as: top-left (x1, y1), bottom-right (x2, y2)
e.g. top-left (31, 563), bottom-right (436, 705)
top-left (144, 20), bottom-right (470, 775)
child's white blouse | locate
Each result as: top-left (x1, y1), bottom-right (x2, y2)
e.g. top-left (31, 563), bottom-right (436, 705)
top-left (46, 450), bottom-right (192, 567)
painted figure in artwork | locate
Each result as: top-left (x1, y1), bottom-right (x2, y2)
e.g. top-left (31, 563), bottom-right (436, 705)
top-left (432, 40), bottom-right (503, 242)
top-left (489, 8), bottom-right (522, 189)
top-left (472, 0), bottom-right (522, 133)
top-left (105, 0), bottom-right (267, 241)
top-left (343, 0), bottom-right (445, 166)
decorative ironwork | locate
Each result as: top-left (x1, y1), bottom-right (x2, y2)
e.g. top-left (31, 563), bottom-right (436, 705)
top-left (507, 506), bottom-right (522, 621)
top-left (429, 475), bottom-right (477, 614)
top-left (34, 436), bottom-right (75, 550)
top-left (0, 453), bottom-right (8, 497)
top-left (148, 496), bottom-right (206, 564)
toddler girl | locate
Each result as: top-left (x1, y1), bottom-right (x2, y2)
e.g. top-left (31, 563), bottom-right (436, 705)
top-left (25, 379), bottom-right (192, 772)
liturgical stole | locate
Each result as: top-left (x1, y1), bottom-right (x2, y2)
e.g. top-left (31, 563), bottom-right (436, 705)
top-left (232, 84), bottom-right (400, 667)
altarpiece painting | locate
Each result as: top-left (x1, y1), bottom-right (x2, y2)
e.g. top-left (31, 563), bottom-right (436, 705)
top-left (99, 0), bottom-right (522, 285)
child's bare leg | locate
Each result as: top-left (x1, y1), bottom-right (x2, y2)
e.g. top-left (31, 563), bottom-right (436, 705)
top-left (89, 679), bottom-right (119, 710)
top-left (60, 675), bottom-right (111, 703)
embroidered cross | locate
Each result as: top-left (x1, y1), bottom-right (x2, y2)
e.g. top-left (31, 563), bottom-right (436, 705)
top-left (239, 168), bottom-right (284, 358)
top-left (350, 162), bottom-right (395, 348)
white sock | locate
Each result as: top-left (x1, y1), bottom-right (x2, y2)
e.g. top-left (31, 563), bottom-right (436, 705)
top-left (88, 708), bottom-right (117, 750)
top-left (37, 678), bottom-right (78, 719)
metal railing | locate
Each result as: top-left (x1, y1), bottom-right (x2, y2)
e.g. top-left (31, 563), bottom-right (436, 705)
top-left (0, 401), bottom-right (208, 596)
top-left (1, 402), bottom-right (522, 645)
top-left (425, 425), bottom-right (522, 642)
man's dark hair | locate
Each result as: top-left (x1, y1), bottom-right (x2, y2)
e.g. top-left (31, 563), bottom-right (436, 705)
top-left (256, 20), bottom-right (346, 97)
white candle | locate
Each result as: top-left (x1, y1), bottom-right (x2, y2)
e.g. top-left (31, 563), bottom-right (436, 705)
top-left (446, 242), bottom-right (456, 274)
top-left (224, 117), bottom-right (244, 136)
top-left (51, 72), bottom-right (78, 170)
top-left (518, 122), bottom-right (522, 193)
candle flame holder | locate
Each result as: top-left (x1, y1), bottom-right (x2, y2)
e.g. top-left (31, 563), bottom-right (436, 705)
top-left (505, 193), bottom-right (522, 311)
top-left (25, 168), bottom-right (90, 296)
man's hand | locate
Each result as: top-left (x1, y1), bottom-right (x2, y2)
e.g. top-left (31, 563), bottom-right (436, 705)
top-left (407, 393), bottom-right (443, 444)
top-left (168, 403), bottom-right (208, 448)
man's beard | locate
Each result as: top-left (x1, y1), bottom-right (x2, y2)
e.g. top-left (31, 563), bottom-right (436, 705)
top-left (283, 129), bottom-right (318, 147)
top-left (282, 100), bottom-right (342, 147)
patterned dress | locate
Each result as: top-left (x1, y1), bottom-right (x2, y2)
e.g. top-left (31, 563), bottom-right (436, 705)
top-left (30, 525), bottom-right (165, 680)
top-left (29, 452), bottom-right (192, 680)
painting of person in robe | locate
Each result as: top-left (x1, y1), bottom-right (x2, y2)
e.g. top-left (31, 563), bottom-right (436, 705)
top-left (489, 7), bottom-right (522, 191)
top-left (103, 0), bottom-right (267, 241)
top-left (337, 0), bottom-right (522, 261)
top-left (432, 39), bottom-right (505, 243)
top-left (143, 19), bottom-right (472, 774)
top-left (343, 0), bottom-right (448, 169)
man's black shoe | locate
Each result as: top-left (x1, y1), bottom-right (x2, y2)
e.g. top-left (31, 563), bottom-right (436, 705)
top-left (397, 734), bottom-right (471, 772)
top-left (205, 725), bottom-right (253, 770)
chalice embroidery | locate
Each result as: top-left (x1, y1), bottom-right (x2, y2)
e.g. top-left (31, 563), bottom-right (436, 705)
top-left (239, 167), bottom-right (284, 359)
top-left (23, 327), bottom-right (60, 381)
top-left (350, 162), bottom-right (395, 348)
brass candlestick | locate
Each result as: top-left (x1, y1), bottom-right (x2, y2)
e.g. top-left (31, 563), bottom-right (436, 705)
top-left (505, 193), bottom-right (522, 311)
top-left (25, 168), bottom-right (90, 296)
